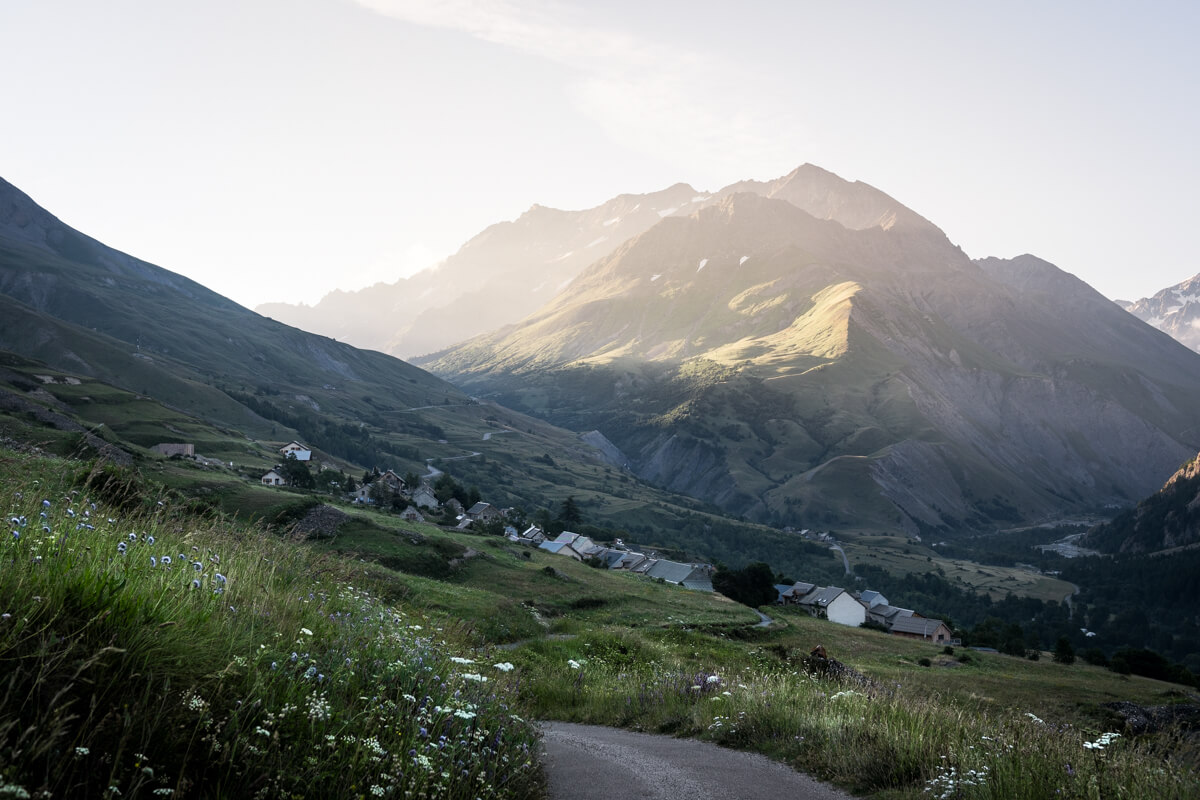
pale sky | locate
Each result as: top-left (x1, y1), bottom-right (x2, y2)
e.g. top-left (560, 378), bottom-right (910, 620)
top-left (3, 1), bottom-right (1198, 309)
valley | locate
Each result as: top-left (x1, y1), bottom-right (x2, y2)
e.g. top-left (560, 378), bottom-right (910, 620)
top-left (3, 165), bottom-right (1200, 799)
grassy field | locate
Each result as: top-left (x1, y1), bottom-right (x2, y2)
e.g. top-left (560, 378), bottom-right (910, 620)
top-left (2, 445), bottom-right (1198, 799)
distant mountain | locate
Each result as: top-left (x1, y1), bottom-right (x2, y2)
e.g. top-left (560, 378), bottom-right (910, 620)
top-left (421, 173), bottom-right (1200, 534)
top-left (1086, 453), bottom-right (1200, 554)
top-left (257, 164), bottom-right (937, 359)
top-left (257, 182), bottom-right (709, 358)
top-left (1116, 273), bottom-right (1200, 353)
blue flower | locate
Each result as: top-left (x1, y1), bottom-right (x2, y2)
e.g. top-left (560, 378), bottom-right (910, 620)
top-left (191, 579), bottom-right (201, 590)
top-left (146, 535), bottom-right (155, 545)
top-left (214, 573), bottom-right (227, 584)
top-left (128, 533), bottom-right (137, 541)
top-left (117, 542), bottom-right (127, 554)
top-left (161, 556), bottom-right (172, 566)
top-left (10, 531), bottom-right (18, 541)
top-left (150, 557), bottom-right (157, 567)
top-left (192, 561), bottom-right (203, 571)
top-left (304, 666), bottom-right (317, 679)
top-left (42, 500), bottom-right (50, 508)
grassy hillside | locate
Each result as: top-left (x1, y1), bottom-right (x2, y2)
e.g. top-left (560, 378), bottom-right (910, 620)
top-left (3, 445), bottom-right (1197, 799)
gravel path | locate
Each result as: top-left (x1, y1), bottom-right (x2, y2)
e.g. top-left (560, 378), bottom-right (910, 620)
top-left (540, 722), bottom-right (858, 800)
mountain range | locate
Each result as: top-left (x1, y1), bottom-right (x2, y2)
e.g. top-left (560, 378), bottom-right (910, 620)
top-left (257, 165), bottom-right (936, 359)
top-left (1117, 272), bottom-right (1200, 353)
top-left (415, 169), bottom-right (1200, 534)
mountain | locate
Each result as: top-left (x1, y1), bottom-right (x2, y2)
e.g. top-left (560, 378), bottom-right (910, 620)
top-left (420, 172), bottom-right (1200, 534)
top-left (1, 176), bottom-right (847, 579)
top-left (1085, 452), bottom-right (1200, 554)
top-left (256, 164), bottom-right (936, 359)
top-left (257, 182), bottom-right (709, 358)
top-left (1116, 272), bottom-right (1200, 353)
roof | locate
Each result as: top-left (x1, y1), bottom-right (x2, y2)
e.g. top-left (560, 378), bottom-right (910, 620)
top-left (466, 501), bottom-right (493, 515)
top-left (860, 590), bottom-right (888, 607)
top-left (645, 560), bottom-right (699, 584)
top-left (682, 578), bottom-right (714, 592)
top-left (799, 586), bottom-right (845, 607)
top-left (890, 616), bottom-right (949, 637)
top-left (871, 605), bottom-right (914, 620)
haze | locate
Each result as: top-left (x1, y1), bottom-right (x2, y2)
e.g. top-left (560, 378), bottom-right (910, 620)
top-left (3, 0), bottom-right (1197, 309)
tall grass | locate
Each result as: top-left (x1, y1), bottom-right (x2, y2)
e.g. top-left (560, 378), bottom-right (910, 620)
top-left (513, 629), bottom-right (1200, 799)
top-left (0, 452), bottom-right (542, 799)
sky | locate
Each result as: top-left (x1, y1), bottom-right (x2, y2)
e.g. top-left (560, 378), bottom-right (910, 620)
top-left (3, 1), bottom-right (1198, 309)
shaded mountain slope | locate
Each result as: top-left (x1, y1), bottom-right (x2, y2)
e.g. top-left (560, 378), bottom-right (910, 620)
top-left (1085, 453), bottom-right (1200, 554)
top-left (423, 186), bottom-right (1200, 533)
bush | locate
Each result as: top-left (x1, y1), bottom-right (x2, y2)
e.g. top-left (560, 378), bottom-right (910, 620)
top-left (918, 657), bottom-right (932, 667)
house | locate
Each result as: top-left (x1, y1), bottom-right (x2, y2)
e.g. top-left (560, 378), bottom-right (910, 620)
top-left (890, 616), bottom-right (953, 643)
top-left (613, 551), bottom-right (648, 571)
top-left (261, 469), bottom-right (286, 486)
top-left (517, 525), bottom-right (547, 545)
top-left (399, 507), bottom-right (425, 523)
top-left (411, 485), bottom-right (440, 510)
top-left (682, 575), bottom-right (715, 592)
top-left (279, 441), bottom-right (312, 461)
top-left (797, 586), bottom-right (867, 627)
top-left (538, 540), bottom-right (584, 561)
top-left (859, 590), bottom-right (889, 609)
top-left (151, 443), bottom-right (194, 457)
top-left (867, 604), bottom-right (914, 628)
top-left (776, 581), bottom-right (816, 604)
top-left (352, 485), bottom-right (374, 504)
top-left (553, 531), bottom-right (599, 556)
top-left (380, 470), bottom-right (406, 492)
top-left (466, 501), bottom-right (504, 524)
top-left (645, 560), bottom-right (706, 585)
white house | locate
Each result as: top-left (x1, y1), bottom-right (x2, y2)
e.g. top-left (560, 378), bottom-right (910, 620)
top-left (261, 469), bottom-right (286, 486)
top-left (798, 586), bottom-right (867, 627)
top-left (279, 441), bottom-right (312, 461)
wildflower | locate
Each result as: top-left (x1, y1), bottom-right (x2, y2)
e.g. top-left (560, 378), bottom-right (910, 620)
top-left (191, 579), bottom-right (200, 590)
top-left (304, 666), bottom-right (318, 680)
top-left (300, 627), bottom-right (313, 636)
top-left (66, 509), bottom-right (75, 518)
top-left (128, 533), bottom-right (137, 542)
top-left (270, 662), bottom-right (277, 670)
top-left (291, 652), bottom-right (299, 662)
top-left (493, 662), bottom-right (515, 672)
top-left (161, 556), bottom-right (171, 566)
top-left (42, 500), bottom-right (50, 508)
top-left (149, 556), bottom-right (157, 567)
top-left (148, 535), bottom-right (156, 545)
top-left (706, 675), bottom-right (721, 684)
top-left (450, 656), bottom-right (475, 665)
top-left (192, 561), bottom-right (203, 571)
top-left (462, 673), bottom-right (487, 682)
top-left (10, 531), bottom-right (17, 541)
top-left (117, 542), bottom-right (127, 554)
top-left (568, 659), bottom-right (581, 670)
top-left (1026, 712), bottom-right (1045, 725)
top-left (454, 709), bottom-right (477, 719)
top-left (370, 786), bottom-right (385, 797)
top-left (74, 747), bottom-right (89, 757)
top-left (214, 573), bottom-right (227, 584)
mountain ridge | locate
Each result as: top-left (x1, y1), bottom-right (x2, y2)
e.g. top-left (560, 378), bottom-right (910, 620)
top-left (421, 179), bottom-right (1200, 533)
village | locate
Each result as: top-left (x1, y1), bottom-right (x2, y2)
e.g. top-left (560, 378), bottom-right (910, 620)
top-left (252, 440), bottom-right (955, 645)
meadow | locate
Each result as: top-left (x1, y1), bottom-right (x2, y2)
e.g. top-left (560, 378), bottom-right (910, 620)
top-left (2, 446), bottom-right (1198, 799)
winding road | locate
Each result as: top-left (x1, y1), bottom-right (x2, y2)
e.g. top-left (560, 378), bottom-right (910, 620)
top-left (541, 722), bottom-right (857, 800)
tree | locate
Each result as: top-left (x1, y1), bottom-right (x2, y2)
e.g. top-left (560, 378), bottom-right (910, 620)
top-left (558, 495), bottom-right (582, 527)
top-left (712, 562), bottom-right (777, 608)
top-left (279, 454), bottom-right (315, 490)
top-left (1053, 636), bottom-right (1076, 665)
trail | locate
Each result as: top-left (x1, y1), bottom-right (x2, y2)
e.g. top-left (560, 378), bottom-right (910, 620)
top-left (540, 722), bottom-right (857, 800)
top-left (829, 543), bottom-right (851, 575)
